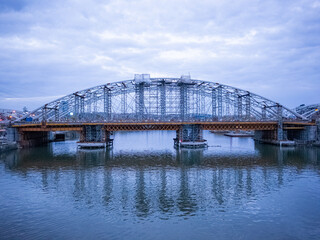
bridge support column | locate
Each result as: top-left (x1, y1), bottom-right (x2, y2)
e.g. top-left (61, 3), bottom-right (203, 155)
top-left (254, 130), bottom-right (277, 143)
top-left (105, 130), bottom-right (113, 148)
top-left (78, 125), bottom-right (109, 149)
top-left (277, 126), bottom-right (284, 141)
top-left (7, 127), bottom-right (19, 143)
top-left (317, 120), bottom-right (320, 141)
top-left (174, 124), bottom-right (207, 148)
top-left (315, 120), bottom-right (320, 146)
top-left (286, 126), bottom-right (317, 145)
top-left (12, 129), bottom-right (49, 148)
top-left (255, 125), bottom-right (317, 146)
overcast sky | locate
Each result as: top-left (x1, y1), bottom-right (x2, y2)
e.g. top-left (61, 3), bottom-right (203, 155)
top-left (0, 0), bottom-right (319, 110)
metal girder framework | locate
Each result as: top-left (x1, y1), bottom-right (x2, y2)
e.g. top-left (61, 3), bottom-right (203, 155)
top-left (12, 121), bottom-right (315, 133)
top-left (295, 103), bottom-right (320, 120)
top-left (245, 95), bottom-right (251, 119)
top-left (18, 127), bottom-right (83, 131)
top-left (105, 124), bottom-right (180, 131)
top-left (212, 89), bottom-right (217, 119)
top-left (104, 87), bottom-right (111, 120)
top-left (15, 74), bottom-right (306, 124)
top-left (217, 86), bottom-right (222, 119)
top-left (15, 122), bottom-right (279, 131)
top-left (179, 83), bottom-right (187, 120)
top-left (135, 83), bottom-right (144, 120)
top-left (202, 122), bottom-right (277, 131)
top-left (160, 81), bottom-right (166, 119)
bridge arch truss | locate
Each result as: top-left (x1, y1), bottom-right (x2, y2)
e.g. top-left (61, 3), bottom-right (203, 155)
top-left (295, 103), bottom-right (320, 120)
top-left (18, 75), bottom-right (305, 123)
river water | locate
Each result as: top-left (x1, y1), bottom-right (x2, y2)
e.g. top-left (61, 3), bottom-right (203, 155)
top-left (0, 131), bottom-right (320, 240)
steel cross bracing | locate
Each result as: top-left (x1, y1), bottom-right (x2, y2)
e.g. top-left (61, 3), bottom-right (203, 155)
top-left (294, 103), bottom-right (320, 120)
top-left (15, 75), bottom-right (306, 123)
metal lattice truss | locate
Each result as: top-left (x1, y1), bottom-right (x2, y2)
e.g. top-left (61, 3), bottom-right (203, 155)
top-left (17, 74), bottom-right (305, 123)
top-left (295, 103), bottom-right (320, 120)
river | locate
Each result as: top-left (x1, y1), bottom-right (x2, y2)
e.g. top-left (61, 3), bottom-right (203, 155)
top-left (0, 131), bottom-right (320, 240)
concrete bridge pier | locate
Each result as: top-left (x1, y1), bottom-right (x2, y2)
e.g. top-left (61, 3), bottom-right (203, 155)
top-left (105, 130), bottom-right (114, 148)
top-left (254, 129), bottom-right (278, 144)
top-left (8, 127), bottom-right (50, 148)
top-left (254, 124), bottom-right (318, 146)
top-left (174, 124), bottom-right (207, 148)
top-left (7, 128), bottom-right (19, 143)
top-left (78, 125), bottom-right (113, 148)
top-left (316, 120), bottom-right (320, 146)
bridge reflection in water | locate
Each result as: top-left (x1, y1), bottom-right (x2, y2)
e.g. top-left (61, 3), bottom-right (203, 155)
top-left (3, 140), bottom-right (320, 219)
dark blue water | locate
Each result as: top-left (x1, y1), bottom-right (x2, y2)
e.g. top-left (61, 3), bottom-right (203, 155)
top-left (0, 131), bottom-right (320, 240)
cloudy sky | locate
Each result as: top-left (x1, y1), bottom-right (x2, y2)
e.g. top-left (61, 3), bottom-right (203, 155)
top-left (0, 0), bottom-right (319, 110)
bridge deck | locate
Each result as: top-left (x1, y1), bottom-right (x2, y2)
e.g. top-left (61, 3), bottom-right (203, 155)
top-left (12, 121), bottom-right (314, 132)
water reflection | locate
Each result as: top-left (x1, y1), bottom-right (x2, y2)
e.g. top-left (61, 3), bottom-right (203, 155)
top-left (135, 170), bottom-right (150, 217)
top-left (1, 140), bottom-right (320, 220)
top-left (159, 169), bottom-right (175, 215)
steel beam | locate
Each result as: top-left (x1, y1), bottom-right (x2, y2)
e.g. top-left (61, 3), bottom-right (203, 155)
top-left (212, 88), bottom-right (217, 119)
top-left (104, 88), bottom-right (111, 120)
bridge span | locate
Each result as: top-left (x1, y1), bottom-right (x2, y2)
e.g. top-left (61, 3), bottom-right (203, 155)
top-left (9, 74), bottom-right (318, 148)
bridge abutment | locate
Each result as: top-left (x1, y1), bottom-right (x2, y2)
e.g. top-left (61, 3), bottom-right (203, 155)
top-left (8, 128), bottom-right (50, 148)
top-left (254, 129), bottom-right (277, 143)
top-left (298, 125), bottom-right (317, 144)
top-left (315, 120), bottom-right (320, 147)
top-left (254, 124), bottom-right (318, 146)
top-left (174, 124), bottom-right (207, 148)
top-left (7, 127), bottom-right (19, 143)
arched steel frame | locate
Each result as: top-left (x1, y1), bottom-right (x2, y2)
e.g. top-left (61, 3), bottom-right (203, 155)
top-left (295, 103), bottom-right (320, 119)
top-left (16, 76), bottom-right (305, 123)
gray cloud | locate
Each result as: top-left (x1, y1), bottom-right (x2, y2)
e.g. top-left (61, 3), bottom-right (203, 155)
top-left (0, 0), bottom-right (319, 110)
top-left (0, 0), bottom-right (27, 12)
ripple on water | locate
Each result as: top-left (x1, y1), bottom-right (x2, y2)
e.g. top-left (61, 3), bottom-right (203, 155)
top-left (0, 132), bottom-right (320, 239)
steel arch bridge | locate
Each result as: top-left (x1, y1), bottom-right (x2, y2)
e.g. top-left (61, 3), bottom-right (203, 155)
top-left (17, 74), bottom-right (304, 123)
top-left (295, 103), bottom-right (320, 120)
